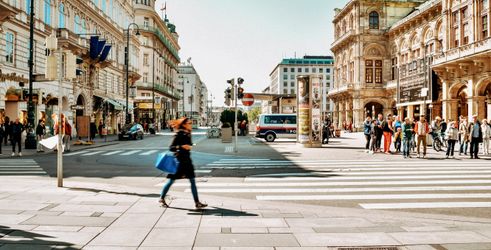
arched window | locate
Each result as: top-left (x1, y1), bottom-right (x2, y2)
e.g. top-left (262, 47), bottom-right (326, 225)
top-left (44, 0), bottom-right (52, 25)
top-left (58, 3), bottom-right (65, 28)
top-left (74, 15), bottom-right (80, 34)
top-left (369, 11), bottom-right (379, 29)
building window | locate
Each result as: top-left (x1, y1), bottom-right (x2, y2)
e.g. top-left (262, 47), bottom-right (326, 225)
top-left (319, 68), bottom-right (324, 73)
top-left (58, 3), bottom-right (65, 28)
top-left (326, 68), bottom-right (331, 73)
top-left (305, 68), bottom-right (309, 73)
top-left (5, 32), bottom-right (14, 64)
top-left (290, 89), bottom-right (295, 94)
top-left (365, 60), bottom-right (383, 83)
top-left (143, 72), bottom-right (148, 82)
top-left (290, 82), bottom-right (295, 87)
top-left (290, 68), bottom-right (294, 72)
top-left (454, 27), bottom-right (459, 47)
top-left (283, 68), bottom-right (287, 73)
top-left (283, 89), bottom-right (288, 94)
top-left (75, 15), bottom-right (80, 34)
top-left (144, 17), bottom-right (149, 28)
top-left (483, 15), bottom-right (488, 39)
top-left (349, 62), bottom-right (354, 82)
top-left (25, 0), bottom-right (30, 14)
top-left (369, 11), bottom-right (379, 29)
top-left (44, 0), bottom-right (51, 25)
top-left (143, 54), bottom-right (149, 65)
top-left (463, 23), bottom-right (469, 45)
top-left (283, 74), bottom-right (288, 80)
top-left (101, 0), bottom-right (106, 12)
top-left (312, 68), bottom-right (317, 73)
top-left (297, 68), bottom-right (302, 73)
top-left (283, 81), bottom-right (287, 87)
top-left (391, 57), bottom-right (397, 80)
top-left (290, 75), bottom-right (295, 80)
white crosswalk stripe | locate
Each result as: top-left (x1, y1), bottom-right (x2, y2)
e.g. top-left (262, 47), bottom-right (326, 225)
top-left (120, 150), bottom-right (142, 156)
top-left (102, 150), bottom-right (124, 156)
top-left (180, 158), bottom-right (491, 210)
top-left (139, 150), bottom-right (159, 156)
top-left (64, 149), bottom-right (162, 157)
top-left (0, 159), bottom-right (48, 176)
top-left (81, 151), bottom-right (103, 156)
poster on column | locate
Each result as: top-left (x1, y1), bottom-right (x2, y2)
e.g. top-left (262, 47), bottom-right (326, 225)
top-left (311, 76), bottom-right (322, 144)
top-left (297, 76), bottom-right (310, 143)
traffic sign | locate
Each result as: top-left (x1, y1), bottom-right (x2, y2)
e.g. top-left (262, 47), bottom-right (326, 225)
top-left (242, 93), bottom-right (254, 106)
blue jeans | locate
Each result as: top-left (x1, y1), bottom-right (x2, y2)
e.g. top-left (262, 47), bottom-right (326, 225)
top-left (160, 178), bottom-right (199, 202)
top-left (402, 138), bottom-right (411, 157)
top-left (459, 141), bottom-right (468, 154)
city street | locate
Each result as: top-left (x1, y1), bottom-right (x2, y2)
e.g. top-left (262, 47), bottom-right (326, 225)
top-left (2, 132), bottom-right (491, 249)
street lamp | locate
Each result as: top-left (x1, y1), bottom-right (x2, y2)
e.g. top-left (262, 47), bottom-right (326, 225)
top-left (25, 0), bottom-right (36, 149)
top-left (125, 23), bottom-right (140, 124)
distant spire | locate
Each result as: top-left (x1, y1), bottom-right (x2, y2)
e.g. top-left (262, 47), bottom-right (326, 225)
top-left (160, 2), bottom-right (167, 20)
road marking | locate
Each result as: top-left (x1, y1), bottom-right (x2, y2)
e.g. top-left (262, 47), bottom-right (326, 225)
top-left (244, 174), bottom-right (491, 182)
top-left (63, 151), bottom-right (89, 156)
top-left (120, 150), bottom-right (141, 156)
top-left (0, 159), bottom-right (47, 176)
top-left (187, 186), bottom-right (491, 193)
top-left (139, 150), bottom-right (159, 156)
top-left (256, 193), bottom-right (491, 201)
top-left (224, 146), bottom-right (234, 153)
top-left (360, 202), bottom-right (491, 209)
top-left (195, 170), bottom-right (212, 174)
top-left (217, 159), bottom-right (271, 162)
top-left (172, 180), bottom-right (491, 187)
top-left (81, 151), bottom-right (103, 156)
top-left (102, 150), bottom-right (123, 156)
top-left (249, 170), bottom-right (491, 177)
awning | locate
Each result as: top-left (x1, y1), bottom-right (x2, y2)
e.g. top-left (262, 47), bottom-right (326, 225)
top-left (105, 99), bottom-right (124, 111)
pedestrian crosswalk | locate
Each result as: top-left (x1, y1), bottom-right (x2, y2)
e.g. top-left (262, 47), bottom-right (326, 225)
top-left (173, 158), bottom-right (491, 210)
top-left (0, 159), bottom-right (48, 176)
top-left (63, 149), bottom-right (164, 157)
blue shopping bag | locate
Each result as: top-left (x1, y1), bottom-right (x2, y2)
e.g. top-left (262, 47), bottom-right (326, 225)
top-left (155, 152), bottom-right (179, 174)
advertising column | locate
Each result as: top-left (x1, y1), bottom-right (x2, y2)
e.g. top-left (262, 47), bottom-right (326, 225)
top-left (297, 75), bottom-right (322, 147)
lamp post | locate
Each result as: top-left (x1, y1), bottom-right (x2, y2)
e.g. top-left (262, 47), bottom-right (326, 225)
top-left (125, 23), bottom-right (140, 124)
top-left (25, 0), bottom-right (36, 149)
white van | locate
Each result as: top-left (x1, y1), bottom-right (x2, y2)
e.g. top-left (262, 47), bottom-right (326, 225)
top-left (255, 114), bottom-right (296, 142)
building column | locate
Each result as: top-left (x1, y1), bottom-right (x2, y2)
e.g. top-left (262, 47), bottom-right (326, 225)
top-left (475, 96), bottom-right (487, 120)
top-left (352, 98), bottom-right (363, 131)
top-left (407, 105), bottom-right (414, 120)
top-left (332, 101), bottom-right (339, 128)
top-left (420, 103), bottom-right (426, 117)
top-left (442, 99), bottom-right (459, 122)
top-left (397, 107), bottom-right (404, 120)
top-left (487, 97), bottom-right (491, 120)
top-left (466, 78), bottom-right (475, 117)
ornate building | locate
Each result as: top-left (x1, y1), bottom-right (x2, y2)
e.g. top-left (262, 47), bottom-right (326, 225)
top-left (134, 0), bottom-right (181, 129)
top-left (330, 0), bottom-right (491, 129)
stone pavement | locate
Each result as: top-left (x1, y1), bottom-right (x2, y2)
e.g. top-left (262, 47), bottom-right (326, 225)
top-left (2, 176), bottom-right (491, 249)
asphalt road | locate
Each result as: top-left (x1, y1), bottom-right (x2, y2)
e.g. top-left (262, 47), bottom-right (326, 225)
top-left (2, 132), bottom-right (491, 219)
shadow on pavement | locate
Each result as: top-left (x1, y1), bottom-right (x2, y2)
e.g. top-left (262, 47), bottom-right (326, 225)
top-left (168, 206), bottom-right (258, 217)
top-left (67, 187), bottom-right (159, 198)
top-left (0, 225), bottom-right (77, 249)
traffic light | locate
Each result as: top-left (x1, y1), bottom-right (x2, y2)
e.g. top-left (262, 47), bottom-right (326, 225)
top-left (237, 87), bottom-right (244, 99)
top-left (224, 88), bottom-right (231, 106)
top-left (237, 77), bottom-right (244, 85)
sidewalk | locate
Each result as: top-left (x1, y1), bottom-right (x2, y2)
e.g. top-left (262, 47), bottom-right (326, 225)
top-left (0, 135), bottom-right (120, 159)
top-left (1, 176), bottom-right (491, 249)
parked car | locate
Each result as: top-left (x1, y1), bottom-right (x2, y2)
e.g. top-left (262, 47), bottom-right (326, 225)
top-left (255, 114), bottom-right (296, 142)
top-left (119, 124), bottom-right (144, 140)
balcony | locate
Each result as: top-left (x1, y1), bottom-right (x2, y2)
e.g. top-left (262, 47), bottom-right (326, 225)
top-left (331, 30), bottom-right (356, 51)
top-left (135, 82), bottom-right (180, 100)
top-left (327, 83), bottom-right (354, 97)
top-left (141, 26), bottom-right (180, 62)
top-left (433, 38), bottom-right (491, 65)
top-left (56, 28), bottom-right (88, 55)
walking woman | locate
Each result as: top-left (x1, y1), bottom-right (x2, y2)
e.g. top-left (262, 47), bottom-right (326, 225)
top-left (445, 121), bottom-right (459, 158)
top-left (482, 119), bottom-right (491, 155)
top-left (159, 117), bottom-right (207, 209)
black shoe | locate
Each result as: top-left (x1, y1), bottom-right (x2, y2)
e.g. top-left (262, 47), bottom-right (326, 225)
top-left (195, 201), bottom-right (207, 209)
top-left (471, 156), bottom-right (474, 159)
top-left (158, 198), bottom-right (169, 207)
top-left (475, 156), bottom-right (480, 159)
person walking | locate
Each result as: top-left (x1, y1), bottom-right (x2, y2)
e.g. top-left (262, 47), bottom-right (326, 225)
top-left (0, 120), bottom-right (4, 155)
top-left (3, 116), bottom-right (11, 145)
top-left (482, 119), bottom-right (491, 155)
top-left (414, 116), bottom-right (429, 158)
top-left (401, 117), bottom-right (413, 158)
top-left (459, 117), bottom-right (469, 155)
top-left (468, 115), bottom-right (482, 159)
top-left (445, 121), bottom-right (459, 158)
top-left (363, 116), bottom-right (372, 152)
top-left (382, 114), bottom-right (394, 154)
top-left (64, 116), bottom-right (72, 152)
top-left (375, 113), bottom-right (384, 152)
top-left (11, 118), bottom-right (24, 157)
top-left (36, 119), bottom-right (46, 152)
top-left (159, 117), bottom-right (207, 209)
top-left (369, 119), bottom-right (377, 154)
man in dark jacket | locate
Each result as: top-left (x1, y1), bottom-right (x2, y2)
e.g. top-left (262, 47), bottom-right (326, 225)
top-left (468, 115), bottom-right (482, 159)
top-left (0, 120), bottom-right (4, 155)
top-left (11, 118), bottom-right (24, 157)
top-left (3, 116), bottom-right (10, 145)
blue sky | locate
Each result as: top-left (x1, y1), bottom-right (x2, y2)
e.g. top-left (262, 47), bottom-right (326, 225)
top-left (156, 0), bottom-right (349, 105)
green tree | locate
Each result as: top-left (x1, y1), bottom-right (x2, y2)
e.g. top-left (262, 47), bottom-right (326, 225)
top-left (247, 107), bottom-right (261, 123)
top-left (220, 109), bottom-right (247, 130)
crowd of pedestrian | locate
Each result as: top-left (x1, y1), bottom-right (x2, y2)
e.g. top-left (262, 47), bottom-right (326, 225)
top-left (363, 113), bottom-right (491, 159)
top-left (0, 117), bottom-right (25, 156)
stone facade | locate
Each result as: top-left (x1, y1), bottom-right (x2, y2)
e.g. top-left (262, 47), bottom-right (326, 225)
top-left (133, 0), bottom-right (181, 130)
top-left (330, 0), bottom-right (491, 129)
